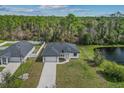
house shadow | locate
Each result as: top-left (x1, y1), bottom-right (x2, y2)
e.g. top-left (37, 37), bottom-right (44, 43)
top-left (35, 55), bottom-right (42, 63)
top-left (35, 47), bottom-right (44, 63)
top-left (96, 70), bottom-right (105, 79)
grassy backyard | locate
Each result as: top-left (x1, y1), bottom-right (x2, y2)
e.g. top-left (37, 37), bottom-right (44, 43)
top-left (56, 45), bottom-right (124, 88)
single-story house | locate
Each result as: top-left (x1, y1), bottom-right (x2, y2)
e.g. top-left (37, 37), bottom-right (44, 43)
top-left (0, 41), bottom-right (35, 65)
top-left (42, 42), bottom-right (80, 63)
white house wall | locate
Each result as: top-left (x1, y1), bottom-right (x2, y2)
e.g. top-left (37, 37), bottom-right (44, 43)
top-left (9, 57), bottom-right (21, 62)
top-left (43, 57), bottom-right (59, 62)
top-left (68, 53), bottom-right (79, 58)
top-left (60, 53), bottom-right (69, 59)
top-left (36, 42), bottom-right (45, 56)
top-left (60, 53), bottom-right (79, 59)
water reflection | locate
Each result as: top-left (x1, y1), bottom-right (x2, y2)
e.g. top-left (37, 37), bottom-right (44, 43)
top-left (96, 47), bottom-right (124, 64)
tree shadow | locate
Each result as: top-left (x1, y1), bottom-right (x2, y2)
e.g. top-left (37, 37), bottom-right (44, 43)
top-left (96, 70), bottom-right (121, 82)
top-left (35, 48), bottom-right (44, 63)
top-left (35, 55), bottom-right (42, 63)
top-left (84, 59), bottom-right (96, 67)
top-left (96, 70), bottom-right (105, 79)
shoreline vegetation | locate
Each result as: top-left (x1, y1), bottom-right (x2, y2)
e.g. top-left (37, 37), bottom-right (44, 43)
top-left (57, 45), bottom-right (124, 88)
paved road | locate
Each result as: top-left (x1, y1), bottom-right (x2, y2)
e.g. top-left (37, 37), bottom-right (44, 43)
top-left (0, 63), bottom-right (21, 83)
top-left (37, 63), bottom-right (56, 88)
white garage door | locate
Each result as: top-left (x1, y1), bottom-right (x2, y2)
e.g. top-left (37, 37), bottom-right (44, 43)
top-left (44, 57), bottom-right (58, 62)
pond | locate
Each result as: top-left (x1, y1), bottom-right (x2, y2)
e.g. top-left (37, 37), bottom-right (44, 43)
top-left (96, 47), bottom-right (124, 64)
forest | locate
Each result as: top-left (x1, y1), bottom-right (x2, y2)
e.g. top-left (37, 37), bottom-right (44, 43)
top-left (0, 12), bottom-right (124, 45)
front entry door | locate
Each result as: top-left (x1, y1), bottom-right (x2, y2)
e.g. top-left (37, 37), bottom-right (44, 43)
top-left (2, 58), bottom-right (7, 65)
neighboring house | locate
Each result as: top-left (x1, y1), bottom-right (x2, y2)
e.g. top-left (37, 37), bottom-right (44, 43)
top-left (0, 41), bottom-right (35, 65)
top-left (42, 42), bottom-right (80, 63)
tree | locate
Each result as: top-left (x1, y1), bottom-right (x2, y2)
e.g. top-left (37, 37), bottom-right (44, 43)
top-left (0, 12), bottom-right (124, 45)
top-left (0, 72), bottom-right (13, 88)
top-left (93, 50), bottom-right (104, 66)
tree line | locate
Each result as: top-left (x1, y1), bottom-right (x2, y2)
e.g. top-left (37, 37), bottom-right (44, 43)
top-left (0, 12), bottom-right (124, 45)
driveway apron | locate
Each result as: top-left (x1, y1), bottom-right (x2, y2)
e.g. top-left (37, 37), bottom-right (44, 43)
top-left (0, 63), bottom-right (21, 83)
top-left (37, 63), bottom-right (56, 88)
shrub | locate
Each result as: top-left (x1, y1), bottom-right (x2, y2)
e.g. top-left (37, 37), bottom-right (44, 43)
top-left (0, 60), bottom-right (33, 88)
top-left (93, 50), bottom-right (104, 66)
top-left (0, 72), bottom-right (19, 88)
top-left (100, 61), bottom-right (124, 82)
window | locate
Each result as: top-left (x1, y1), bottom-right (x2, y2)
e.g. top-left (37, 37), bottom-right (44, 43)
top-left (62, 50), bottom-right (64, 53)
top-left (60, 54), bottom-right (64, 57)
top-left (74, 53), bottom-right (77, 56)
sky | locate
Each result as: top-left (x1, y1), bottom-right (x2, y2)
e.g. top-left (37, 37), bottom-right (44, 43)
top-left (0, 5), bottom-right (124, 16)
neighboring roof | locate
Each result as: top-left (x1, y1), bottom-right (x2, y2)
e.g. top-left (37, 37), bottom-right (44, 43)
top-left (0, 41), bottom-right (34, 58)
top-left (42, 42), bottom-right (79, 57)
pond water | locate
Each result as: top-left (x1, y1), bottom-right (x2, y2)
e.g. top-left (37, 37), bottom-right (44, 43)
top-left (96, 47), bottom-right (124, 64)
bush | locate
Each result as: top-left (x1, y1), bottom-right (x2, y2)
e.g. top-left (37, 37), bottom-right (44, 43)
top-left (0, 72), bottom-right (19, 88)
top-left (93, 50), bottom-right (104, 66)
top-left (100, 61), bottom-right (124, 82)
top-left (0, 60), bottom-right (33, 88)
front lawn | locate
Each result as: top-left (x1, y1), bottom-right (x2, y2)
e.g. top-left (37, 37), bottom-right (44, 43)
top-left (0, 67), bottom-right (5, 72)
top-left (0, 58), bottom-right (43, 88)
top-left (0, 40), bottom-right (5, 43)
top-left (2, 43), bottom-right (13, 47)
top-left (56, 45), bottom-right (124, 88)
top-left (21, 60), bottom-right (43, 88)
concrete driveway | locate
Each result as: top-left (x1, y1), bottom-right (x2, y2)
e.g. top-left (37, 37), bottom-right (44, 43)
top-left (37, 63), bottom-right (56, 88)
top-left (2, 63), bottom-right (21, 74)
top-left (0, 63), bottom-right (21, 83)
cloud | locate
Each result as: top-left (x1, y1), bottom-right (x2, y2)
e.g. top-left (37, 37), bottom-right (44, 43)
top-left (0, 5), bottom-right (34, 13)
top-left (0, 5), bottom-right (10, 11)
top-left (39, 5), bottom-right (91, 13)
top-left (40, 5), bottom-right (68, 9)
top-left (60, 8), bottom-right (91, 12)
top-left (11, 8), bottom-right (34, 12)
top-left (0, 5), bottom-right (93, 16)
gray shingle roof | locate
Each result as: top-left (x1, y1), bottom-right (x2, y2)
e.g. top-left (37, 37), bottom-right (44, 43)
top-left (42, 42), bottom-right (79, 57)
top-left (0, 41), bottom-right (34, 58)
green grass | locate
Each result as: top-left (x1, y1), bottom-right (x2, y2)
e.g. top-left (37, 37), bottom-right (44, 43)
top-left (57, 46), bottom-right (107, 88)
top-left (0, 40), bottom-right (5, 43)
top-left (2, 43), bottom-right (12, 47)
top-left (0, 67), bottom-right (5, 72)
top-left (56, 45), bottom-right (124, 88)
top-left (13, 59), bottom-right (33, 77)
top-left (21, 61), bottom-right (43, 88)
top-left (4, 58), bottom-right (43, 88)
top-left (33, 45), bottom-right (41, 53)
